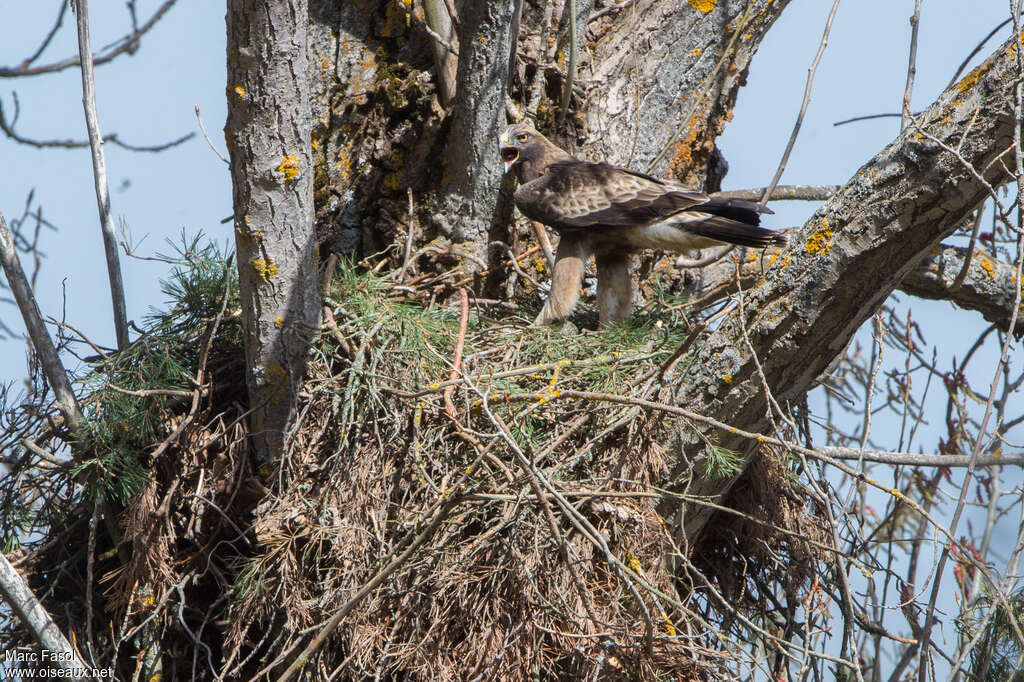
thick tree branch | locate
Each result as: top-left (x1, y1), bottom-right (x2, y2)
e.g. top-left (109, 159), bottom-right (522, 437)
top-left (581, 0), bottom-right (792, 187)
top-left (0, 209), bottom-right (84, 429)
top-left (0, 553), bottom-right (86, 673)
top-left (674, 37), bottom-right (1020, 544)
top-left (675, 242), bottom-right (1024, 337)
top-left (435, 2), bottom-right (517, 247)
top-left (901, 244), bottom-right (1024, 337)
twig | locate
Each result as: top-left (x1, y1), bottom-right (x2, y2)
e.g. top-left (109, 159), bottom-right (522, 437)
top-left (0, 0), bottom-right (179, 78)
top-left (0, 210), bottom-right (84, 429)
top-left (194, 105), bottom-right (228, 164)
top-left (946, 17), bottom-right (1012, 88)
top-left (833, 112), bottom-right (903, 127)
top-left (19, 1), bottom-right (69, 69)
top-left (529, 220), bottom-right (556, 271)
top-left (901, 0), bottom-right (923, 131)
top-left (760, 0), bottom-right (842, 205)
top-left (275, 495), bottom-right (464, 682)
top-left (658, 321), bottom-right (706, 378)
top-left (950, 208), bottom-right (984, 291)
top-left (400, 188), bottom-right (416, 279)
top-left (674, 245), bottom-right (734, 269)
top-left (557, 0), bottom-right (577, 125)
top-left (443, 288), bottom-right (469, 419)
top-left (0, 98), bottom-right (193, 152)
top-left (74, 0), bottom-right (130, 350)
top-left (588, 0), bottom-right (634, 23)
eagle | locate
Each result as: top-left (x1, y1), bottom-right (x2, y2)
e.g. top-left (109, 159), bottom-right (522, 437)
top-left (498, 123), bottom-right (787, 325)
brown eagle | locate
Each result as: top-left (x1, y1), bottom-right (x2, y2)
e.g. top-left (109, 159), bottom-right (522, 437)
top-left (499, 123), bottom-right (787, 325)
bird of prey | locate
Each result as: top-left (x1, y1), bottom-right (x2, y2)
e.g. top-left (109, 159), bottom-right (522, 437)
top-left (498, 123), bottom-right (787, 325)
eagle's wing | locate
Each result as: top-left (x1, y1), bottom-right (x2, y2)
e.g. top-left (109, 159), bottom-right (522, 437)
top-left (514, 161), bottom-right (711, 230)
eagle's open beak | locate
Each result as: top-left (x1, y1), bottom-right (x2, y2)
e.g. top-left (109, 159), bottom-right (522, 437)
top-left (500, 147), bottom-right (519, 172)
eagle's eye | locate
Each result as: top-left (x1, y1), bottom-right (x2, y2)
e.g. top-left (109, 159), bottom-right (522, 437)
top-left (516, 133), bottom-right (529, 142)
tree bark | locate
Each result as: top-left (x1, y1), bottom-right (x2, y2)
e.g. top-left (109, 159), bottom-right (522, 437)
top-left (675, 242), bottom-right (1024, 338)
top-left (578, 0), bottom-right (791, 188)
top-left (434, 1), bottom-right (518, 246)
top-left (226, 0), bottom-right (319, 460)
top-left (673, 38), bottom-right (1020, 544)
top-left (0, 552), bottom-right (85, 673)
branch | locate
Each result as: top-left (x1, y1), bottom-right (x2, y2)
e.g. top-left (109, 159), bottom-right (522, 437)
top-left (713, 184), bottom-right (840, 202)
top-left (421, 0), bottom-right (459, 107)
top-left (74, 0), bottom-right (130, 350)
top-left (0, 552), bottom-right (87, 672)
top-left (0, 0), bottom-right (179, 78)
top-left (901, 244), bottom-right (1024, 337)
top-left (0, 98), bottom-right (193, 151)
top-left (0, 209), bottom-right (85, 429)
top-left (675, 242), bottom-right (1024, 338)
top-left (675, 34), bottom-right (1022, 545)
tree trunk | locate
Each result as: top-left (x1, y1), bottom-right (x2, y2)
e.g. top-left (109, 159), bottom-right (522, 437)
top-left (226, 0), bottom-right (319, 460)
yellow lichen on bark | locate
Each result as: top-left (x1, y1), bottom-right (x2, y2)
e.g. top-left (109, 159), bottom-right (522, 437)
top-left (252, 258), bottom-right (279, 281)
top-left (688, 0), bottom-right (716, 12)
top-left (805, 220), bottom-right (834, 256)
top-left (978, 255), bottom-right (996, 279)
top-left (277, 155), bottom-right (301, 181)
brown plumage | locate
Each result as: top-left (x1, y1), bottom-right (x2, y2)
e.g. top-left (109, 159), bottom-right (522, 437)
top-left (498, 123), bottom-right (787, 325)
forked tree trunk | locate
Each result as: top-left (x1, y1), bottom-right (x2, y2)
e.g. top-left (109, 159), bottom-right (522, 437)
top-left (226, 0), bottom-right (320, 460)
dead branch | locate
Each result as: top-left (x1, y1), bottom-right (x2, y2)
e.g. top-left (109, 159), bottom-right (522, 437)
top-left (73, 0), bottom-right (130, 350)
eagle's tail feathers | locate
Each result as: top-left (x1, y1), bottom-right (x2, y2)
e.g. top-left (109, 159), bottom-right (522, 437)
top-left (684, 216), bottom-right (789, 248)
top-left (695, 197), bottom-right (774, 225)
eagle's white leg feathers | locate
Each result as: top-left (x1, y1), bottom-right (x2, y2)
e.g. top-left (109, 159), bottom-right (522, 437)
top-left (596, 251), bottom-right (632, 325)
top-left (536, 232), bottom-right (590, 326)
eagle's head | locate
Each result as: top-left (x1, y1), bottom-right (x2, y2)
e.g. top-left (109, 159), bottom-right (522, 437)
top-left (498, 124), bottom-right (570, 183)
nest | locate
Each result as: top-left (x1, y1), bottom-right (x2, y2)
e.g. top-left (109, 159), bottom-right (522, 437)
top-left (1, 251), bottom-right (828, 681)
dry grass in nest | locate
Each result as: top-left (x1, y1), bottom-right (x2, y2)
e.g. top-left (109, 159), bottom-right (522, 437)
top-left (1, 254), bottom-right (827, 681)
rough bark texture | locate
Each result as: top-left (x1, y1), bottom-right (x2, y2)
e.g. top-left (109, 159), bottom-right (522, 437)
top-left (434, 1), bottom-right (517, 245)
top-left (577, 0), bottom-right (791, 188)
top-left (902, 244), bottom-right (1024, 337)
top-left (226, 0), bottom-right (319, 460)
top-left (673, 39), bottom-right (1020, 544)
top-left (675, 242), bottom-right (1024, 338)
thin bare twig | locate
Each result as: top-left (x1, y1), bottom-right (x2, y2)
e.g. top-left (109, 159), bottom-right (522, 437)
top-left (443, 288), bottom-right (469, 419)
top-left (74, 0), bottom-right (130, 350)
top-left (557, 0), bottom-right (577, 125)
top-left (0, 0), bottom-right (179, 78)
top-left (901, 0), bottom-right (924, 131)
top-left (194, 105), bottom-right (228, 164)
top-left (0, 95), bottom-right (193, 152)
top-left (714, 184), bottom-right (839, 202)
top-left (760, 0), bottom-right (842, 205)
